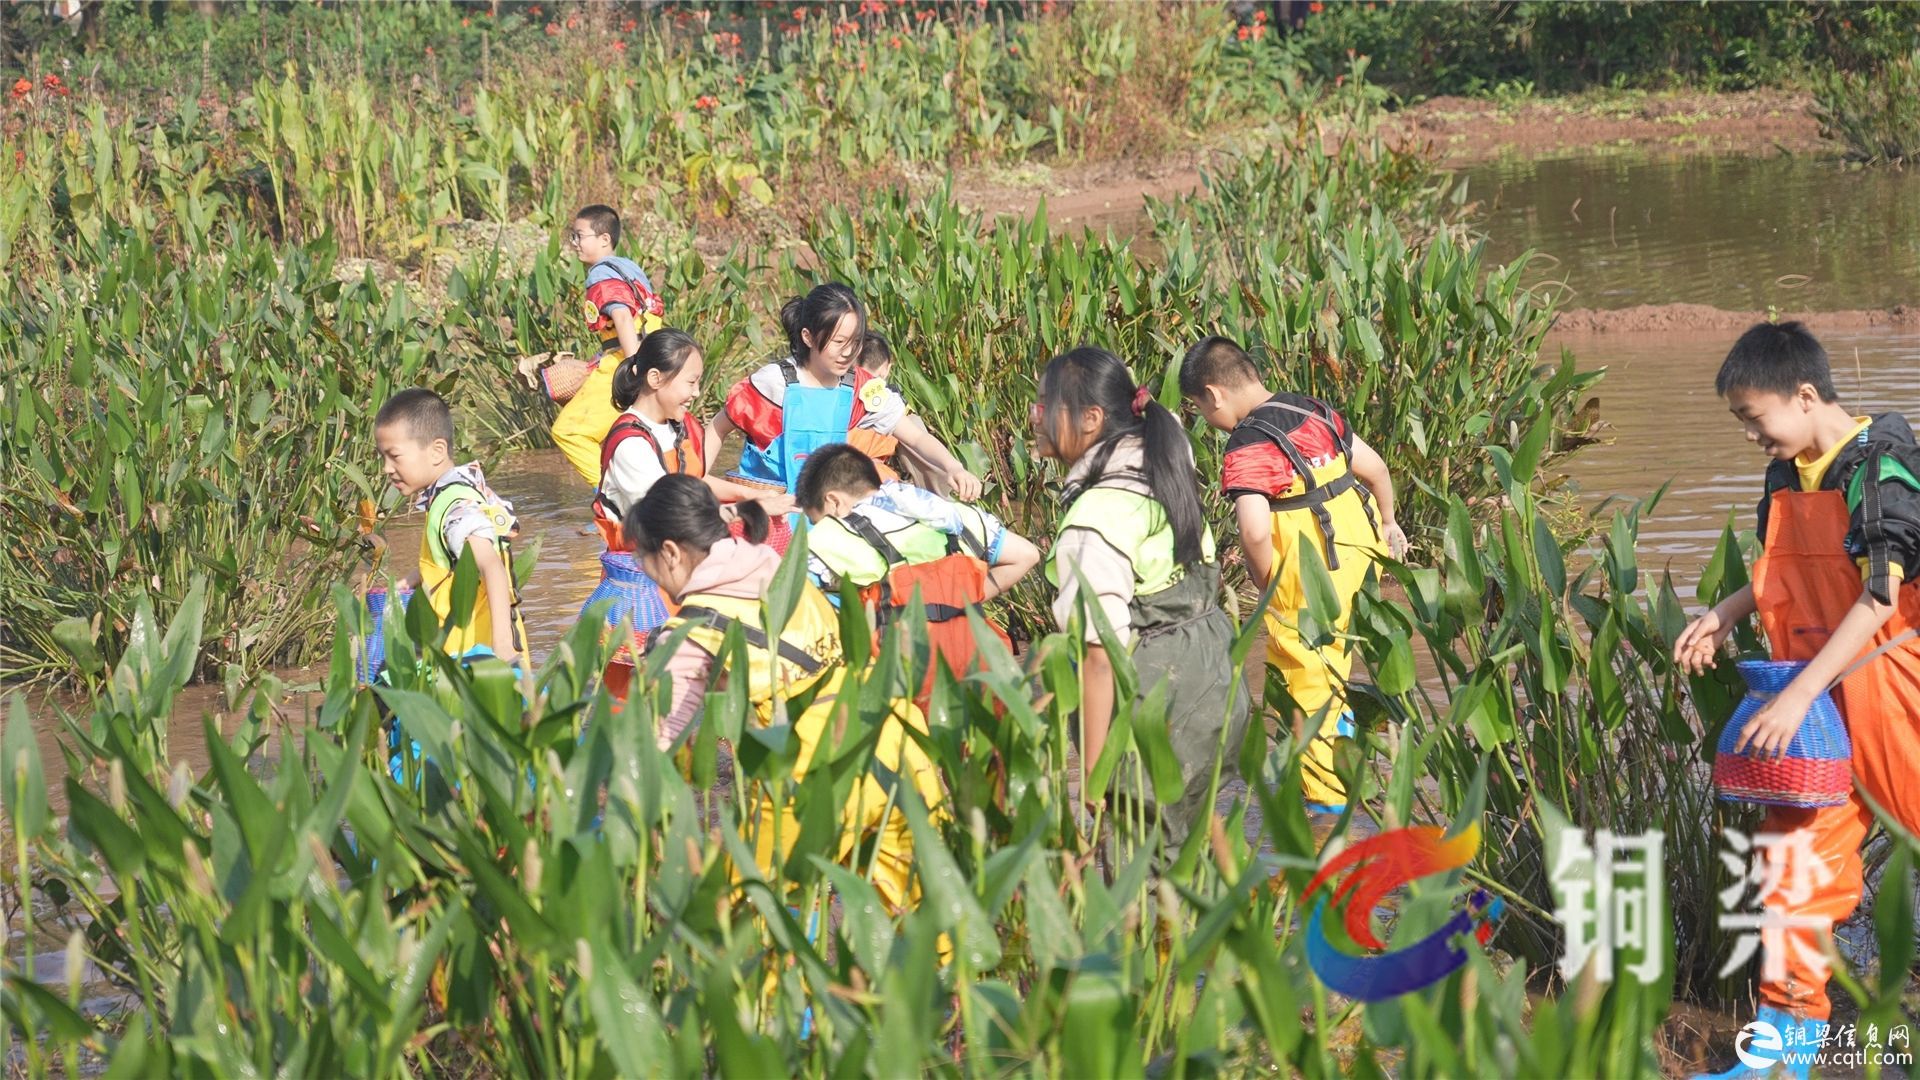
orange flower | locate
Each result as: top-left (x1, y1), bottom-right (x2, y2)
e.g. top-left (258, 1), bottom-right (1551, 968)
top-left (1309, 1), bottom-right (1323, 11)
top-left (545, 21), bottom-right (559, 35)
top-left (793, 5), bottom-right (808, 17)
top-left (1251, 23), bottom-right (1266, 38)
top-left (694, 95), bottom-right (719, 110)
top-left (613, 38), bottom-right (627, 52)
top-left (915, 7), bottom-right (934, 20)
top-left (889, 33), bottom-right (902, 47)
top-left (565, 16), bottom-right (577, 29)
top-left (9, 78), bottom-right (29, 100)
top-left (1236, 24), bottom-right (1250, 40)
top-left (1253, 9), bottom-right (1267, 22)
top-left (461, 16), bottom-right (469, 26)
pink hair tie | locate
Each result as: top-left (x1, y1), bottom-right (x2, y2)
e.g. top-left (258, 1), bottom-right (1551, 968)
top-left (1131, 386), bottom-right (1152, 417)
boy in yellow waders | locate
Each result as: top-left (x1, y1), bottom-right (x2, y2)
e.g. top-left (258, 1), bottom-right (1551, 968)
top-left (375, 388), bottom-right (528, 664)
top-left (550, 204), bottom-right (667, 484)
top-left (1180, 336), bottom-right (1406, 815)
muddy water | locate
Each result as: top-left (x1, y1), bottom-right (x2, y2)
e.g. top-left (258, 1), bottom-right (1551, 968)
top-left (1557, 326), bottom-right (1920, 593)
top-left (1462, 153), bottom-right (1920, 312)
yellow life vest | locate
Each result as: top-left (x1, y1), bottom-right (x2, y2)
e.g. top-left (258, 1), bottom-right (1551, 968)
top-left (419, 481), bottom-right (527, 657)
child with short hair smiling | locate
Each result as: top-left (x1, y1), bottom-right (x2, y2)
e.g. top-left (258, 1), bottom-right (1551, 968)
top-left (1676, 321), bottom-right (1920, 1080)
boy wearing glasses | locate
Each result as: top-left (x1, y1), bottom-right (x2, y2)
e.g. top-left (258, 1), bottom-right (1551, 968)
top-left (551, 204), bottom-right (668, 484)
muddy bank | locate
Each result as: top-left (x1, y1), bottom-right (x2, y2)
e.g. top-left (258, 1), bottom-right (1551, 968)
top-left (1394, 88), bottom-right (1824, 164)
top-left (1554, 303), bottom-right (1920, 335)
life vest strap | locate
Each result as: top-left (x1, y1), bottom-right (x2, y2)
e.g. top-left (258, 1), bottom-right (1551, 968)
top-left (673, 604), bottom-right (826, 675)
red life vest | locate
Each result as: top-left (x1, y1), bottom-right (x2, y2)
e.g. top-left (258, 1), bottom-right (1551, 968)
top-left (593, 412), bottom-right (707, 550)
top-left (843, 514), bottom-right (1011, 706)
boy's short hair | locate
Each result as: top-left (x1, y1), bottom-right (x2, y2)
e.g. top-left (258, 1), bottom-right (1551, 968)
top-left (573, 204), bottom-right (621, 248)
top-left (861, 330), bottom-right (892, 369)
top-left (1716, 321), bottom-right (1837, 402)
top-left (1178, 335), bottom-right (1264, 397)
top-left (376, 387), bottom-right (455, 449)
top-left (795, 443), bottom-right (883, 511)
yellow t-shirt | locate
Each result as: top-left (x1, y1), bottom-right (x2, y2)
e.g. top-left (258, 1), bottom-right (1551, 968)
top-left (1794, 416), bottom-right (1905, 586)
top-left (1795, 416), bottom-right (1872, 492)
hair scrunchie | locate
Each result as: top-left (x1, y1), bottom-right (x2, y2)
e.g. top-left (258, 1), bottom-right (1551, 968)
top-left (1130, 386), bottom-right (1152, 417)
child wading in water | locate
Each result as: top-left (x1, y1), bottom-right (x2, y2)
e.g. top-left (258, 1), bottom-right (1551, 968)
top-left (794, 443), bottom-right (1040, 704)
top-left (585, 329), bottom-right (793, 697)
top-left (627, 476), bottom-right (946, 913)
top-left (706, 283), bottom-right (983, 509)
top-left (1180, 336), bottom-right (1404, 816)
top-left (551, 203), bottom-right (667, 485)
top-left (374, 388), bottom-right (528, 664)
top-left (1033, 346), bottom-right (1249, 847)
top-left (1676, 322), bottom-right (1920, 1080)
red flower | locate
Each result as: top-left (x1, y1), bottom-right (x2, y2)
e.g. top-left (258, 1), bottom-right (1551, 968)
top-left (425, 45), bottom-right (435, 55)
top-left (9, 78), bottom-right (29, 100)
top-left (694, 95), bottom-right (719, 110)
top-left (529, 4), bottom-right (541, 15)
top-left (545, 22), bottom-right (559, 35)
top-left (1253, 9), bottom-right (1267, 23)
top-left (780, 21), bottom-right (799, 34)
top-left (613, 39), bottom-right (627, 52)
top-left (915, 8), bottom-right (934, 20)
top-left (858, 59), bottom-right (867, 72)
top-left (460, 16), bottom-right (469, 27)
top-left (1335, 74), bottom-right (1345, 87)
top-left (1251, 23), bottom-right (1266, 39)
top-left (793, 5), bottom-right (808, 17)
top-left (888, 34), bottom-right (902, 46)
top-left (833, 18), bottom-right (857, 35)
top-left (624, 18), bottom-right (638, 31)
top-left (565, 16), bottom-right (577, 29)
top-left (1040, 0), bottom-right (1054, 12)
top-left (13, 149), bottom-right (23, 168)
top-left (1236, 25), bottom-right (1250, 40)
top-left (974, 0), bottom-right (986, 7)
top-left (1308, 1), bottom-right (1323, 11)
top-left (1008, 43), bottom-right (1020, 55)
top-left (42, 74), bottom-right (62, 89)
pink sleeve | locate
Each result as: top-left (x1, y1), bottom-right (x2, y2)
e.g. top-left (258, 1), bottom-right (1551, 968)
top-left (657, 641), bottom-right (715, 749)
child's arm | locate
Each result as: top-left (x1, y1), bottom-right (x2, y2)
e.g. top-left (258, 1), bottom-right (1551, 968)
top-left (701, 474), bottom-right (796, 516)
top-left (1734, 585), bottom-right (1899, 758)
top-left (396, 566), bottom-right (423, 592)
top-left (703, 415), bottom-right (736, 472)
top-left (893, 416), bottom-right (984, 501)
top-left (1673, 583), bottom-right (1756, 675)
top-left (609, 305), bottom-right (643, 361)
top-left (1080, 645), bottom-right (1115, 808)
top-left (467, 539), bottom-right (519, 666)
top-left (1234, 494), bottom-right (1276, 589)
top-left (983, 530), bottom-right (1041, 601)
top-left (1349, 435), bottom-right (1407, 559)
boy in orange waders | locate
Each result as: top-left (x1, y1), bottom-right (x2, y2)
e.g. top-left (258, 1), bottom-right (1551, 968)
top-left (1676, 322), bottom-right (1920, 1080)
top-left (793, 443), bottom-right (1040, 705)
top-left (1180, 336), bottom-right (1407, 816)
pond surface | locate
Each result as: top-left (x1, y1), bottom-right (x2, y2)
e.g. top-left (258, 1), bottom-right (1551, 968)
top-left (1557, 325), bottom-right (1920, 591)
top-left (1460, 153), bottom-right (1920, 312)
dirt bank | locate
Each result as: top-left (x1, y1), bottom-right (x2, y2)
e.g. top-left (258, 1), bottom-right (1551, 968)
top-left (945, 89), bottom-right (1827, 239)
top-left (1392, 88), bottom-right (1825, 164)
top-left (1554, 303), bottom-right (1920, 335)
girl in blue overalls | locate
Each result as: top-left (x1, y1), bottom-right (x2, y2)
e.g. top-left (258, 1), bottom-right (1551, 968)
top-left (705, 283), bottom-right (983, 518)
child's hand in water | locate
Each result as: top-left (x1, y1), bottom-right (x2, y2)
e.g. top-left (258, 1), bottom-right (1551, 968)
top-left (947, 468), bottom-right (984, 501)
top-left (1673, 608), bottom-right (1731, 675)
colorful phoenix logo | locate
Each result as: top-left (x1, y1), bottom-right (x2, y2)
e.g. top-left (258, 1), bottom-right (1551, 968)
top-left (1301, 822), bottom-right (1505, 1002)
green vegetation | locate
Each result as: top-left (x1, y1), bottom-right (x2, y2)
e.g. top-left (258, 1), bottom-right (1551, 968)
top-left (1288, 0), bottom-right (1920, 98)
top-left (1813, 48), bottom-right (1920, 163)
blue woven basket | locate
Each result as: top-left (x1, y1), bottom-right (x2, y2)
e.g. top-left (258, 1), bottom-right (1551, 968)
top-left (361, 585), bottom-right (412, 684)
top-left (1713, 659), bottom-right (1853, 808)
top-left (579, 550), bottom-right (672, 660)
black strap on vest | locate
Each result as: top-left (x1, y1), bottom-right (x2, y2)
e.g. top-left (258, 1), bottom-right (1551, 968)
top-left (672, 605), bottom-right (826, 675)
top-left (1239, 400), bottom-right (1363, 571)
top-left (841, 513), bottom-right (980, 624)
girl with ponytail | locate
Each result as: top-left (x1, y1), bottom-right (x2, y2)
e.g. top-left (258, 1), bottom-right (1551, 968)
top-left (1032, 346), bottom-right (1249, 848)
top-left (705, 282), bottom-right (985, 513)
top-left (626, 475), bottom-right (945, 914)
top-left (583, 328), bottom-right (791, 702)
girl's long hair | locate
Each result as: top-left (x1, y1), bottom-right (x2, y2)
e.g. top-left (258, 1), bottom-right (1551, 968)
top-left (625, 474), bottom-right (769, 556)
top-left (1038, 346), bottom-right (1205, 566)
